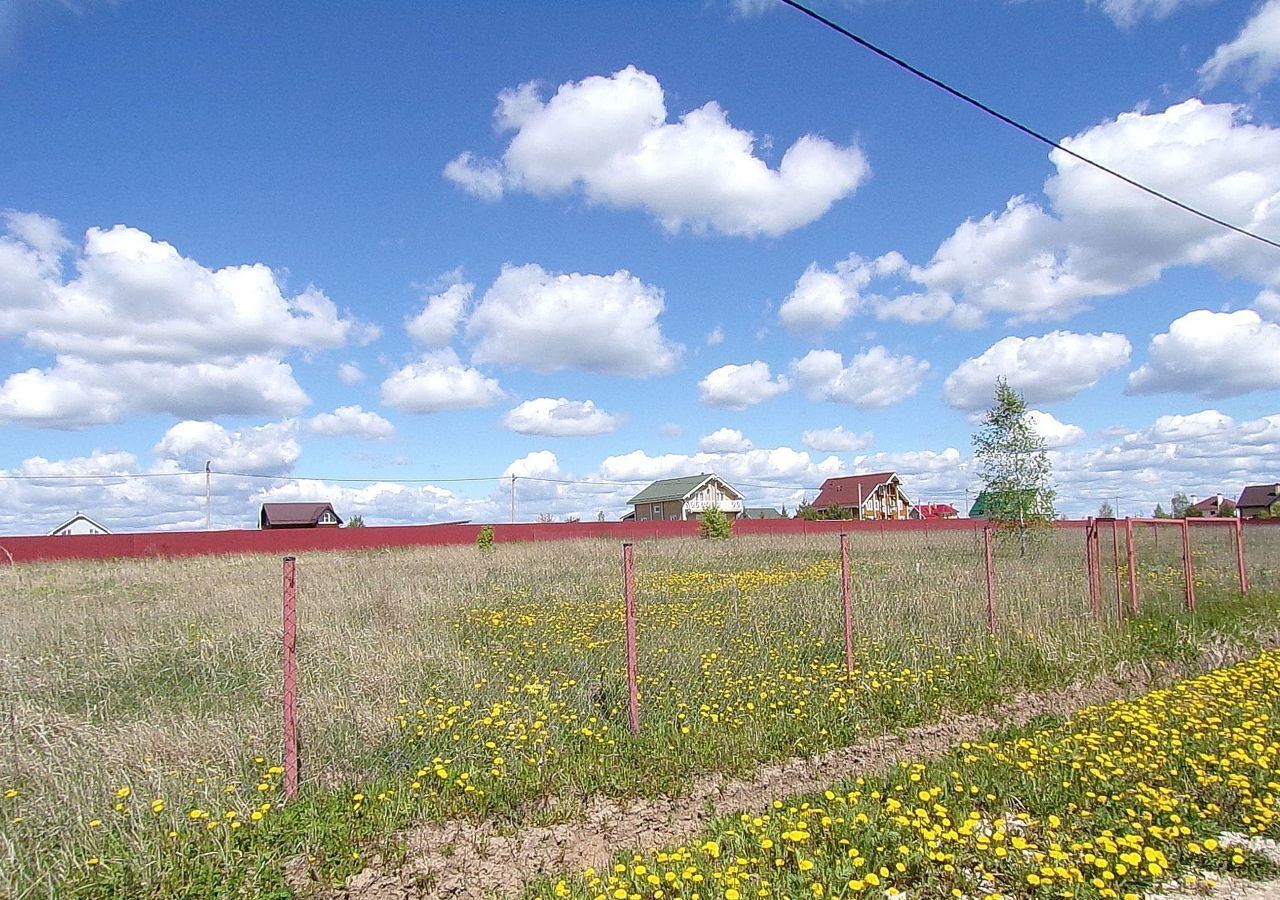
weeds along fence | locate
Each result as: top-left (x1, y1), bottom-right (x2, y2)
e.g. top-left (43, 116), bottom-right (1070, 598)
top-left (3, 518), bottom-right (1278, 877)
top-left (1084, 517), bottom-right (1252, 621)
top-left (262, 517), bottom-right (1266, 789)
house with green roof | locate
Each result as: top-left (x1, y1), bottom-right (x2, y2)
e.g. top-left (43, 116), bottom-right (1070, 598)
top-left (968, 489), bottom-right (1043, 520)
top-left (626, 473), bottom-right (745, 522)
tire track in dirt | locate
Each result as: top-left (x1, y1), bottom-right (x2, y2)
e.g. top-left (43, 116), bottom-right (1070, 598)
top-left (302, 640), bottom-right (1270, 900)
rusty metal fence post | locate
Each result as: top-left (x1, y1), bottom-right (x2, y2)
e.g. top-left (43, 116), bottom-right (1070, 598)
top-left (1124, 518), bottom-right (1139, 615)
top-left (282, 556), bottom-right (299, 800)
top-left (622, 542), bottom-right (639, 734)
top-left (840, 533), bottom-right (855, 676)
top-left (982, 525), bottom-right (996, 635)
top-left (1085, 518), bottom-right (1101, 618)
top-left (1180, 518), bottom-right (1196, 612)
top-left (1110, 520), bottom-right (1123, 621)
top-left (1234, 517), bottom-right (1250, 595)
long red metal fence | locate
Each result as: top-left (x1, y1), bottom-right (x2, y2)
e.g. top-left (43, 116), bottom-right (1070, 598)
top-left (10, 516), bottom-right (1272, 565)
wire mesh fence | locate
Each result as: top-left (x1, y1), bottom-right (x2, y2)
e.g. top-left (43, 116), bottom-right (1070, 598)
top-left (1245, 520), bottom-right (1280, 592)
top-left (2, 520), bottom-right (1277, 894)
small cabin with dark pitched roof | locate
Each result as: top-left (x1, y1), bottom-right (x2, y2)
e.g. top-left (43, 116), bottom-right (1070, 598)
top-left (259, 502), bottom-right (343, 530)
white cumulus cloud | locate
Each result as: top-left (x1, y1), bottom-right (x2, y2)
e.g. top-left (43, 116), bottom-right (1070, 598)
top-left (445, 66), bottom-right (869, 238)
top-left (1054, 409), bottom-right (1280, 514)
top-left (501, 397), bottom-right (623, 436)
top-left (779, 253), bottom-right (907, 332)
top-left (0, 214), bottom-right (377, 428)
top-left (1026, 409), bottom-right (1087, 449)
top-left (1256, 288), bottom-right (1280, 320)
top-left (943, 331), bottom-right (1131, 411)
top-left (380, 349), bottom-right (506, 413)
top-left (467, 263), bottom-right (680, 376)
top-left (698, 427), bottom-right (754, 453)
top-left (407, 282), bottom-right (472, 346)
top-left (1200, 0), bottom-right (1280, 88)
top-left (305, 405), bottom-right (397, 440)
top-left (910, 100), bottom-right (1280, 322)
top-left (0, 356), bottom-right (310, 429)
top-left (801, 426), bottom-right (874, 452)
top-left (1126, 309), bottom-right (1280, 398)
top-left (153, 420), bottom-right (300, 475)
top-left (791, 347), bottom-right (929, 408)
top-left (337, 362), bottom-right (365, 384)
top-left (779, 251), bottom-right (982, 331)
top-left (698, 361), bottom-right (790, 409)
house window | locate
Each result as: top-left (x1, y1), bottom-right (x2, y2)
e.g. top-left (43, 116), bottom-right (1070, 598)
top-left (320, 511), bottom-right (335, 524)
top-left (652, 504), bottom-right (663, 517)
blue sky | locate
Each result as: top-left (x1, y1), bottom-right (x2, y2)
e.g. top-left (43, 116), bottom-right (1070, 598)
top-left (2, 0), bottom-right (1279, 531)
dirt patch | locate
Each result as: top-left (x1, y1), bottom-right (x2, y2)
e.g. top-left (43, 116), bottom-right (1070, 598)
top-left (1158, 875), bottom-right (1280, 900)
top-left (306, 642), bottom-right (1270, 900)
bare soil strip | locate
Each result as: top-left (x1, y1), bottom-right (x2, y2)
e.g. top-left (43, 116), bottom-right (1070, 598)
top-left (302, 641), bottom-right (1267, 900)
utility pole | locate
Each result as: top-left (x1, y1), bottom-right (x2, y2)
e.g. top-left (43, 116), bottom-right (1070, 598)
top-left (204, 461), bottom-right (212, 530)
top-left (510, 474), bottom-right (516, 524)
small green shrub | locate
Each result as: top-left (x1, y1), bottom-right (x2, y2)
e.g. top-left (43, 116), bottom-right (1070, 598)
top-left (476, 525), bottom-right (495, 550)
top-left (699, 507), bottom-right (732, 539)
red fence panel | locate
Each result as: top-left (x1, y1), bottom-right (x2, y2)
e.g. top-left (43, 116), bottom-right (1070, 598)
top-left (0, 517), bottom-right (1155, 566)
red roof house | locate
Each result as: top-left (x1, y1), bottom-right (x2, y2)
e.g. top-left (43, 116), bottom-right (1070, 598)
top-left (811, 472), bottom-right (913, 520)
top-left (915, 503), bottom-right (958, 520)
top-left (1189, 494), bottom-right (1233, 517)
top-left (259, 502), bottom-right (343, 530)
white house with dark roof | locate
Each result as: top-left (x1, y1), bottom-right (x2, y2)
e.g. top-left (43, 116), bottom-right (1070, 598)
top-left (49, 513), bottom-right (110, 536)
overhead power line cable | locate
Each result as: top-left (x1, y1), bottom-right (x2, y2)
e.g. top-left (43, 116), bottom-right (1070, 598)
top-left (216, 470), bottom-right (501, 485)
top-left (776, 0), bottom-right (1280, 252)
top-left (0, 471), bottom-right (195, 481)
top-left (0, 466), bottom-right (985, 504)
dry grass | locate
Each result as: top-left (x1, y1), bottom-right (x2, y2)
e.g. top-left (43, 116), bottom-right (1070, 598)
top-left (0, 529), bottom-right (1276, 897)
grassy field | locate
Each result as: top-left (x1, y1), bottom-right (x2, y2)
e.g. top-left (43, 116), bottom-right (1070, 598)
top-left (2, 526), bottom-right (1278, 897)
top-left (537, 648), bottom-right (1280, 900)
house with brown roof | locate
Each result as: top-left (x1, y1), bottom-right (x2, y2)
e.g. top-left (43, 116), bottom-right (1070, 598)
top-left (1188, 494), bottom-right (1234, 517)
top-left (1237, 483), bottom-right (1280, 519)
top-left (259, 502), bottom-right (343, 529)
top-left (810, 472), bottom-right (913, 520)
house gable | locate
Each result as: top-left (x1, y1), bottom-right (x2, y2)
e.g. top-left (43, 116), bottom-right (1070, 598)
top-left (627, 474), bottom-right (744, 521)
top-left (260, 502), bottom-right (343, 529)
top-left (49, 513), bottom-right (110, 536)
top-left (811, 472), bottom-right (912, 519)
top-left (1237, 483), bottom-right (1280, 517)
